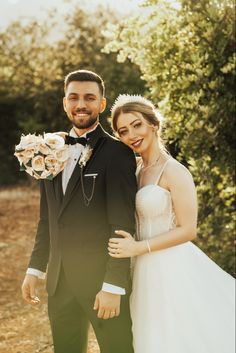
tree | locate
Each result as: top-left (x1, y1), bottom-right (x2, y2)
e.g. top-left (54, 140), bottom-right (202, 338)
top-left (54, 6), bottom-right (146, 129)
top-left (104, 0), bottom-right (236, 275)
top-left (0, 6), bottom-right (145, 185)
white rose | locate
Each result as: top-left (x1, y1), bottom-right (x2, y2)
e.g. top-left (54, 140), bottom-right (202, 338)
top-left (55, 164), bottom-right (63, 175)
top-left (16, 133), bottom-right (43, 150)
top-left (45, 155), bottom-right (57, 168)
top-left (38, 143), bottom-right (51, 155)
top-left (23, 147), bottom-right (36, 159)
top-left (14, 151), bottom-right (31, 165)
top-left (44, 133), bottom-right (65, 150)
top-left (79, 145), bottom-right (93, 167)
top-left (53, 146), bottom-right (69, 162)
top-left (31, 155), bottom-right (45, 171)
top-left (48, 161), bottom-right (62, 176)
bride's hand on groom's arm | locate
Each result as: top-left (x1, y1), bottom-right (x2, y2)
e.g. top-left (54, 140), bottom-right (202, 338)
top-left (108, 231), bottom-right (147, 258)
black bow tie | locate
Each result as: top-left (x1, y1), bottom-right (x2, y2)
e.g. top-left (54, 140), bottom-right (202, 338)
top-left (65, 135), bottom-right (88, 146)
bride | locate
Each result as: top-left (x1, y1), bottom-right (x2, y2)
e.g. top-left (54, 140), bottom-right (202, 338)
top-left (108, 94), bottom-right (235, 353)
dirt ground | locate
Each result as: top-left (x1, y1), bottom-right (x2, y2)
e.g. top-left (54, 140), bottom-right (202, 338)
top-left (0, 186), bottom-right (100, 353)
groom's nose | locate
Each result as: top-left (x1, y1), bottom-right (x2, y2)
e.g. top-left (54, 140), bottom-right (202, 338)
top-left (76, 99), bottom-right (87, 109)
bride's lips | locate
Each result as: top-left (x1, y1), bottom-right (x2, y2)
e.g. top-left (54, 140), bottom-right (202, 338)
top-left (131, 139), bottom-right (143, 148)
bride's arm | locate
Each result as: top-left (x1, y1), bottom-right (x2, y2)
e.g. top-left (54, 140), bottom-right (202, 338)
top-left (108, 160), bottom-right (198, 258)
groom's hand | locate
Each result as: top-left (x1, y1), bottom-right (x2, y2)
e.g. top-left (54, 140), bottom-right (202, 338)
top-left (22, 274), bottom-right (40, 305)
top-left (94, 291), bottom-right (121, 319)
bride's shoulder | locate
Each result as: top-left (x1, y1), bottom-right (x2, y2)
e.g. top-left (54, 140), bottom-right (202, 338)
top-left (165, 157), bottom-right (193, 182)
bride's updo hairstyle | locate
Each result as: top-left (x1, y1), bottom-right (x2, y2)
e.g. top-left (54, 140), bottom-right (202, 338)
top-left (111, 94), bottom-right (164, 144)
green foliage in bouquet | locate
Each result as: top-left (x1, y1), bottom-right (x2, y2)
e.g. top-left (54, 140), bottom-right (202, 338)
top-left (104, 0), bottom-right (236, 275)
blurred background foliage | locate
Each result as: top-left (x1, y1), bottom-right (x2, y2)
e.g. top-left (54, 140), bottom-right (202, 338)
top-left (0, 6), bottom-right (146, 184)
top-left (0, 0), bottom-right (235, 275)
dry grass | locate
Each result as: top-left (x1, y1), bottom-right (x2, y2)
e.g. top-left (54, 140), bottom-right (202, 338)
top-left (0, 186), bottom-right (99, 353)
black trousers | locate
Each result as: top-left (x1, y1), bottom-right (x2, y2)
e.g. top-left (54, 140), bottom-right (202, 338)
top-left (48, 268), bottom-right (134, 353)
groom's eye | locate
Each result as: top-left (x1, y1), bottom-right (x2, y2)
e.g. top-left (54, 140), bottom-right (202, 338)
top-left (68, 96), bottom-right (77, 101)
top-left (86, 96), bottom-right (96, 101)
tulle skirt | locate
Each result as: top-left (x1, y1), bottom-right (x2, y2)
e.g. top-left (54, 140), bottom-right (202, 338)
top-left (130, 242), bottom-right (235, 353)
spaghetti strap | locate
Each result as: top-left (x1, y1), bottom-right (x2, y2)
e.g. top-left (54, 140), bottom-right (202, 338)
top-left (155, 159), bottom-right (171, 185)
top-left (136, 157), bottom-right (143, 178)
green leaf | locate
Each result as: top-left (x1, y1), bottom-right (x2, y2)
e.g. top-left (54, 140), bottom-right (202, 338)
top-left (20, 164), bottom-right (26, 171)
top-left (46, 174), bottom-right (54, 181)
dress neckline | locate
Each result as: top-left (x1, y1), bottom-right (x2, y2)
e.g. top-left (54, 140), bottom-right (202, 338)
top-left (137, 184), bottom-right (170, 195)
top-left (137, 158), bottom-right (171, 190)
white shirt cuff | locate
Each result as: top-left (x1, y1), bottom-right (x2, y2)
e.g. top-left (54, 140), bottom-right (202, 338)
top-left (26, 271), bottom-right (125, 295)
top-left (27, 268), bottom-right (46, 279)
top-left (102, 282), bottom-right (126, 295)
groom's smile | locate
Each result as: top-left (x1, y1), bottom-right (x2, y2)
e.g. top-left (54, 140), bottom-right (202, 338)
top-left (73, 109), bottom-right (92, 120)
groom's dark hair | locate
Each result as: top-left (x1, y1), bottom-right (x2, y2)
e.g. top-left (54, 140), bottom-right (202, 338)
top-left (64, 69), bottom-right (105, 96)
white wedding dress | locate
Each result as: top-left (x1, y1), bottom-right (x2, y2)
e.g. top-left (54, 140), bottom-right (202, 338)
top-left (130, 161), bottom-right (235, 353)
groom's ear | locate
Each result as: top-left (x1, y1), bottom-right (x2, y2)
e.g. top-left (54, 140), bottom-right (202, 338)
top-left (99, 97), bottom-right (106, 113)
top-left (63, 97), bottom-right (67, 113)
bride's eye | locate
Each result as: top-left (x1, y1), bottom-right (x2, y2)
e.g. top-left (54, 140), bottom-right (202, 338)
top-left (134, 122), bottom-right (142, 129)
top-left (118, 130), bottom-right (127, 137)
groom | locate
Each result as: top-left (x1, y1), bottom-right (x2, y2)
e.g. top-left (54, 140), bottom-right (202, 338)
top-left (21, 70), bottom-right (137, 353)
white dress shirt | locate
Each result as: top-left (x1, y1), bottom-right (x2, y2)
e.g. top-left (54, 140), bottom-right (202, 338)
top-left (27, 126), bottom-right (125, 295)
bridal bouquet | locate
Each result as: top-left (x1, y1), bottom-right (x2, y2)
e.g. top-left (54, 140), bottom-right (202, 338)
top-left (14, 132), bottom-right (69, 180)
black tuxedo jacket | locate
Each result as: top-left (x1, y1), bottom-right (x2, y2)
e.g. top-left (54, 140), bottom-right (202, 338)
top-left (29, 124), bottom-right (137, 297)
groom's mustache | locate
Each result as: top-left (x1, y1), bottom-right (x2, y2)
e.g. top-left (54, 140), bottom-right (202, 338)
top-left (74, 109), bottom-right (91, 114)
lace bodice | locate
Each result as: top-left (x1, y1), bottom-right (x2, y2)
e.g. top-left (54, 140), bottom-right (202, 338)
top-left (135, 161), bottom-right (176, 240)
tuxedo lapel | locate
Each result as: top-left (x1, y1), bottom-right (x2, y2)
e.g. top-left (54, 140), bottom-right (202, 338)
top-left (53, 171), bottom-right (63, 206)
top-left (58, 124), bottom-right (108, 217)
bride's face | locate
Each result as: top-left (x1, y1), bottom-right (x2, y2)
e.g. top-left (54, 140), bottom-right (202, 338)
top-left (116, 111), bottom-right (156, 153)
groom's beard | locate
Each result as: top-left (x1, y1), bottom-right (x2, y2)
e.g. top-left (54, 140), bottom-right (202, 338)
top-left (69, 111), bottom-right (99, 129)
